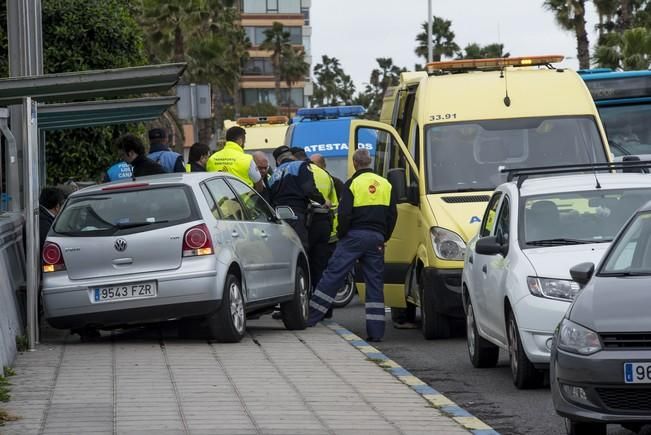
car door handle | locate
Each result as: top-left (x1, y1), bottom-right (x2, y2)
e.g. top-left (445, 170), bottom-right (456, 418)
top-left (482, 265), bottom-right (487, 274)
top-left (469, 255), bottom-right (473, 264)
top-left (231, 230), bottom-right (240, 238)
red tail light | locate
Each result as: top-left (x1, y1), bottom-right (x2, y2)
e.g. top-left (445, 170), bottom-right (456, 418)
top-left (182, 224), bottom-right (214, 257)
top-left (42, 242), bottom-right (66, 273)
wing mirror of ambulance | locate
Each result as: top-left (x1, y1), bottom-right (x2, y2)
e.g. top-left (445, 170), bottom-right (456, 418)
top-left (387, 168), bottom-right (419, 205)
top-left (276, 206), bottom-right (298, 221)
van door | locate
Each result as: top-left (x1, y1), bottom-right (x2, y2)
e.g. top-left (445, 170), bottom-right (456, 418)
top-left (348, 120), bottom-right (420, 308)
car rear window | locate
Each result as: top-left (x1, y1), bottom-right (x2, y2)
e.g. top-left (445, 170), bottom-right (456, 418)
top-left (54, 186), bottom-right (197, 236)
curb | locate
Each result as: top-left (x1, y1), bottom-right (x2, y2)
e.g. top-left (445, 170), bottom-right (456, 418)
top-left (324, 321), bottom-right (500, 435)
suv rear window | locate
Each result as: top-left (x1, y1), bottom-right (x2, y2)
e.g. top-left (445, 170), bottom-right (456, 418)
top-left (54, 186), bottom-right (197, 236)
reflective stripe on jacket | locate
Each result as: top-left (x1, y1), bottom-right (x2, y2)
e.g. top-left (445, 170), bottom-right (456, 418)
top-left (206, 141), bottom-right (254, 187)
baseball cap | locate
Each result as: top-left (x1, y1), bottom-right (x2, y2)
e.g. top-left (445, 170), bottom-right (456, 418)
top-left (148, 128), bottom-right (167, 140)
top-left (273, 145), bottom-right (292, 160)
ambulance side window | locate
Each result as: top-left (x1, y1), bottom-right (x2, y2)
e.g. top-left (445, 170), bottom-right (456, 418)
top-left (397, 91), bottom-right (416, 144)
top-left (480, 192), bottom-right (502, 237)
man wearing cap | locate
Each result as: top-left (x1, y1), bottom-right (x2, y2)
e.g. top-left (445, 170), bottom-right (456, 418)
top-left (207, 126), bottom-right (264, 193)
top-left (147, 128), bottom-right (185, 173)
top-left (269, 145), bottom-right (327, 250)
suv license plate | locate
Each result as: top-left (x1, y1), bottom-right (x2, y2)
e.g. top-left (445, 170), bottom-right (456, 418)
top-left (624, 362), bottom-right (651, 384)
top-left (92, 282), bottom-right (157, 303)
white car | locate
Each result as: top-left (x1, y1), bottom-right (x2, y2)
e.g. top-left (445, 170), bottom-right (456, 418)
top-left (462, 170), bottom-right (651, 389)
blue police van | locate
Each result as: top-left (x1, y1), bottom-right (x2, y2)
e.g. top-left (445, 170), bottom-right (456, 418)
top-left (580, 69), bottom-right (651, 159)
top-left (284, 105), bottom-right (376, 182)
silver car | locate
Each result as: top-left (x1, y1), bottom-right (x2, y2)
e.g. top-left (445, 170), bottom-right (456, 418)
top-left (41, 173), bottom-right (310, 342)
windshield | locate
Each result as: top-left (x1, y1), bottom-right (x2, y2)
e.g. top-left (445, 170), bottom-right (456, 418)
top-left (521, 188), bottom-right (651, 247)
top-left (54, 186), bottom-right (196, 236)
top-left (600, 211), bottom-right (651, 275)
top-left (425, 116), bottom-right (607, 193)
top-left (599, 104), bottom-right (651, 157)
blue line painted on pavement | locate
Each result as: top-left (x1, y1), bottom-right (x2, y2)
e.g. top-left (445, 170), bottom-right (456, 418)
top-left (325, 321), bottom-right (500, 435)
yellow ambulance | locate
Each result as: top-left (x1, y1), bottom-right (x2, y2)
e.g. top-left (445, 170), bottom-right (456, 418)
top-left (224, 116), bottom-right (290, 168)
top-left (347, 55), bottom-right (612, 339)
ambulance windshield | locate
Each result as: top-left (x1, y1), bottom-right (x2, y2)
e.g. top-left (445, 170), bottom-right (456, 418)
top-left (425, 116), bottom-right (607, 194)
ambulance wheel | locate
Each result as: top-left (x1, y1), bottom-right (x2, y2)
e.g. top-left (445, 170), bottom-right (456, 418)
top-left (281, 262), bottom-right (309, 330)
top-left (419, 275), bottom-right (451, 339)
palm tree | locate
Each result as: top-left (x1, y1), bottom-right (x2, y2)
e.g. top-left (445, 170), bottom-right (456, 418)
top-left (280, 48), bottom-right (310, 114)
top-left (260, 22), bottom-right (292, 108)
top-left (594, 27), bottom-right (651, 70)
top-left (459, 43), bottom-right (510, 59)
top-left (415, 16), bottom-right (460, 62)
top-left (543, 0), bottom-right (590, 69)
top-left (593, 0), bottom-right (618, 41)
top-left (311, 55), bottom-right (356, 106)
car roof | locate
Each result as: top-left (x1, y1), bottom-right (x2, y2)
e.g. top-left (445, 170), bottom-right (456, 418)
top-left (70, 172), bottom-right (235, 196)
top-left (511, 173), bottom-right (651, 197)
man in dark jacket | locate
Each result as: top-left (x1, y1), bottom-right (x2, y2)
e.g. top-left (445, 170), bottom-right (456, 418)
top-left (147, 128), bottom-right (185, 173)
top-left (116, 134), bottom-right (166, 178)
top-left (186, 142), bottom-right (210, 172)
top-left (39, 187), bottom-right (65, 252)
top-left (307, 149), bottom-right (397, 342)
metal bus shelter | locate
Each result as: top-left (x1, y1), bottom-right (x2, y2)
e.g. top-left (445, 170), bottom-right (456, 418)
top-left (0, 63), bottom-right (187, 351)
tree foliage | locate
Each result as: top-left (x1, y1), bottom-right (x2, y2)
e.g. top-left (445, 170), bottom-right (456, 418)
top-left (260, 22), bottom-right (292, 107)
top-left (355, 58), bottom-right (405, 120)
top-left (594, 26), bottom-right (651, 69)
top-left (415, 17), bottom-right (460, 62)
top-left (543, 0), bottom-right (591, 69)
top-left (458, 43), bottom-right (509, 59)
top-left (0, 0), bottom-right (148, 184)
top-left (311, 55), bottom-right (356, 106)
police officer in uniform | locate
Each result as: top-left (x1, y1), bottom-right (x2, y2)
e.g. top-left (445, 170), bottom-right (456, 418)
top-left (269, 145), bottom-right (327, 251)
top-left (290, 147), bottom-right (337, 290)
top-left (147, 128), bottom-right (186, 173)
top-left (307, 149), bottom-right (397, 342)
top-left (207, 126), bottom-right (264, 192)
top-left (103, 160), bottom-right (132, 182)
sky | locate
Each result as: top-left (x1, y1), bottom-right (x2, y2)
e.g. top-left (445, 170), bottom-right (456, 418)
top-left (311, 0), bottom-right (600, 90)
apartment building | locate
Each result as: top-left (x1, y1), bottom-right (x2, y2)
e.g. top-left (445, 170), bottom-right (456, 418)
top-left (239, 0), bottom-right (313, 112)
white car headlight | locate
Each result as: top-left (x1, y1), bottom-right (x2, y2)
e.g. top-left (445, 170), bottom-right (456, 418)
top-left (527, 277), bottom-right (581, 301)
top-left (431, 227), bottom-right (466, 261)
top-left (558, 318), bottom-right (602, 355)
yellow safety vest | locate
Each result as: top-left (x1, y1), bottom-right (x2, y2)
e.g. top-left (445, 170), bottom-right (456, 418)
top-left (206, 141), bottom-right (254, 187)
top-left (185, 163), bottom-right (191, 173)
top-left (350, 172), bottom-right (392, 207)
top-left (311, 164), bottom-right (339, 242)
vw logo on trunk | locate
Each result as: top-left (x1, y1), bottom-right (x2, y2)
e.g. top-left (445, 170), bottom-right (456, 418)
top-left (114, 239), bottom-right (128, 252)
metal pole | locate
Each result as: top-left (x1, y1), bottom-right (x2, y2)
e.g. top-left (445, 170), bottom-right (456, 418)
top-left (23, 97), bottom-right (39, 350)
top-left (427, 0), bottom-right (433, 63)
top-left (190, 83), bottom-right (199, 144)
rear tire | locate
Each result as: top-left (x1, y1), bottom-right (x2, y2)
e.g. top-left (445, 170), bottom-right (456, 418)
top-left (333, 272), bottom-right (356, 308)
top-left (508, 311), bottom-right (544, 389)
top-left (420, 275), bottom-right (451, 339)
top-left (281, 263), bottom-right (309, 330)
top-left (466, 298), bottom-right (499, 368)
top-left (565, 419), bottom-right (607, 435)
top-left (209, 273), bottom-right (246, 343)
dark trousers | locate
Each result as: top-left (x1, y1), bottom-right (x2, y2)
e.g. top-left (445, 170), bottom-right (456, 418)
top-left (308, 229), bottom-right (386, 339)
top-left (287, 212), bottom-right (309, 251)
top-left (308, 214), bottom-right (332, 289)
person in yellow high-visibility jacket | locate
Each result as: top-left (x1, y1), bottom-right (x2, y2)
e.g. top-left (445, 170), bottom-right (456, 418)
top-left (206, 127), bottom-right (264, 192)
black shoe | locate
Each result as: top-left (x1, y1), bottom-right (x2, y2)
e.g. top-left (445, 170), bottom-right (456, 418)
top-left (324, 307), bottom-right (333, 319)
top-left (271, 311), bottom-right (282, 320)
top-left (366, 336), bottom-right (382, 343)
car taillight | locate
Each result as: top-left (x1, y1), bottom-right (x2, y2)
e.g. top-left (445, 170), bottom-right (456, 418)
top-left (182, 224), bottom-right (213, 257)
top-left (42, 242), bottom-right (66, 273)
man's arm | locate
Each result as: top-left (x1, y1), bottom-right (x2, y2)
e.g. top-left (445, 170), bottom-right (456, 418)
top-left (248, 160), bottom-right (264, 193)
top-left (173, 156), bottom-right (186, 173)
top-left (299, 163), bottom-right (325, 204)
top-left (337, 185), bottom-right (354, 239)
top-left (385, 185), bottom-right (398, 241)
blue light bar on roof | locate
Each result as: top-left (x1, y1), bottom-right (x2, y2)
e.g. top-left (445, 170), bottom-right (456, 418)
top-left (296, 105), bottom-right (366, 119)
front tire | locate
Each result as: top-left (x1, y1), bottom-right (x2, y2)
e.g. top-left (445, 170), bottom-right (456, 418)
top-left (280, 263), bottom-right (309, 330)
top-left (420, 274), bottom-right (451, 339)
top-left (466, 298), bottom-right (499, 368)
top-left (565, 419), bottom-right (606, 435)
top-left (208, 273), bottom-right (246, 343)
top-left (507, 311), bottom-right (544, 389)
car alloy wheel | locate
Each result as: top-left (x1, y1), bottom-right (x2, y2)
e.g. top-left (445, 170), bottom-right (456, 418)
top-left (229, 280), bottom-right (245, 334)
top-left (508, 315), bottom-right (519, 378)
top-left (298, 271), bottom-right (309, 321)
top-left (507, 311), bottom-right (544, 388)
top-left (466, 298), bottom-right (499, 368)
top-left (280, 262), bottom-right (309, 330)
top-left (333, 272), bottom-right (356, 308)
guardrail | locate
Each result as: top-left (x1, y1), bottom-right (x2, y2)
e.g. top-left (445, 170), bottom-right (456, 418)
top-left (0, 212), bottom-right (25, 367)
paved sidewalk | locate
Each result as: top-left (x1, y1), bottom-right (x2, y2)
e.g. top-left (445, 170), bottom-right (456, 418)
top-left (1, 320), bottom-right (470, 435)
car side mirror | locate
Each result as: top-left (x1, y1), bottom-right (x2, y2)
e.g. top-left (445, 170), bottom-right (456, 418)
top-left (475, 236), bottom-right (506, 256)
top-left (387, 168), bottom-right (407, 202)
top-left (570, 262), bottom-right (595, 285)
top-left (622, 155), bottom-right (646, 174)
top-left (276, 206), bottom-right (297, 221)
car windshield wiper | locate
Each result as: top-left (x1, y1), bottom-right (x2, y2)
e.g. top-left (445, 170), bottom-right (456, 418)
top-left (526, 238), bottom-right (594, 246)
top-left (115, 220), bottom-right (168, 229)
top-left (599, 270), bottom-right (651, 277)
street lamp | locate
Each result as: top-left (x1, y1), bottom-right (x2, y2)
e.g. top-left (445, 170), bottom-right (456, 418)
top-left (427, 0), bottom-right (433, 63)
